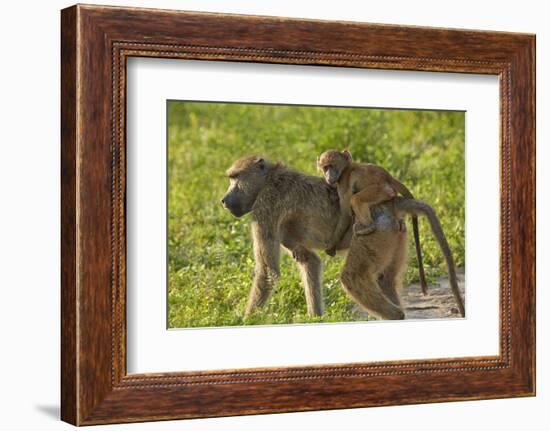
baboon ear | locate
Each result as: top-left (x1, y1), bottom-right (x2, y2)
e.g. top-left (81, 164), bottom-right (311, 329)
top-left (256, 158), bottom-right (265, 170)
top-left (342, 149), bottom-right (352, 161)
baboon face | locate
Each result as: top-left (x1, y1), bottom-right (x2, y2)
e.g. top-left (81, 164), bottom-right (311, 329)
top-left (221, 156), bottom-right (270, 217)
top-left (317, 149), bottom-right (352, 185)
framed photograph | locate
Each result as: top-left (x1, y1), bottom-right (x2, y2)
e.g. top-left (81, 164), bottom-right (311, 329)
top-left (61, 4), bottom-right (535, 425)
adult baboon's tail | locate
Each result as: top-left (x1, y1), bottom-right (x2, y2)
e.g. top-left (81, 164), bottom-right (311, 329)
top-left (394, 197), bottom-right (465, 317)
top-left (391, 179), bottom-right (428, 295)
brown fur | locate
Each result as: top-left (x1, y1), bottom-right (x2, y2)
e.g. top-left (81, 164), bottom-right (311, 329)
top-left (221, 156), bottom-right (464, 320)
top-left (318, 149), bottom-right (428, 295)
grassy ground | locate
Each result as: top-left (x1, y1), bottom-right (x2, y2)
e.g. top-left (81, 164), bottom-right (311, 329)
top-left (167, 101), bottom-right (465, 328)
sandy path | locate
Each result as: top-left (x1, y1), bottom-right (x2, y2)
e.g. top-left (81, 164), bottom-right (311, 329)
top-left (353, 268), bottom-right (466, 320)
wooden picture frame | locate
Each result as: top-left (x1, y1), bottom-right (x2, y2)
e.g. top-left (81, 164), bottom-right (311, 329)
top-left (61, 4), bottom-right (535, 425)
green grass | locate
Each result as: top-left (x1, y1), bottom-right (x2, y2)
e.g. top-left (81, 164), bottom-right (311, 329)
top-left (167, 101), bottom-right (465, 328)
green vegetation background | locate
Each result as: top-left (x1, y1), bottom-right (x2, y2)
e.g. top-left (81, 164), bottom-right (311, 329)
top-left (167, 101), bottom-right (465, 328)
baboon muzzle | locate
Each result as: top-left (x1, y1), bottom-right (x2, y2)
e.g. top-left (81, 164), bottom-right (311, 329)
top-left (221, 194), bottom-right (247, 217)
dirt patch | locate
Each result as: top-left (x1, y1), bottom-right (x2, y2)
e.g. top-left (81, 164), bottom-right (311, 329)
top-left (353, 268), bottom-right (465, 320)
top-left (402, 268), bottom-right (465, 319)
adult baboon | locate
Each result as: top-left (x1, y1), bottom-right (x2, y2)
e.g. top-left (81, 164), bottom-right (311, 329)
top-left (221, 155), bottom-right (464, 319)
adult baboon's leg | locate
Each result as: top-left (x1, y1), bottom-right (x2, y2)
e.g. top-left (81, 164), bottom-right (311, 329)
top-left (341, 237), bottom-right (404, 320)
top-left (378, 273), bottom-right (401, 308)
top-left (341, 268), bottom-right (404, 320)
top-left (291, 245), bottom-right (324, 316)
top-left (245, 223), bottom-right (281, 317)
top-left (378, 230), bottom-right (408, 307)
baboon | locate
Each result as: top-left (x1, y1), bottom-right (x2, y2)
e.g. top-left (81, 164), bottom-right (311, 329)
top-left (317, 149), bottom-right (428, 295)
top-left (318, 149), bottom-right (399, 237)
top-left (221, 155), bottom-right (465, 320)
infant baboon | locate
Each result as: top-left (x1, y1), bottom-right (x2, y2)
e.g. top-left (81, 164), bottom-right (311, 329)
top-left (317, 149), bottom-right (428, 294)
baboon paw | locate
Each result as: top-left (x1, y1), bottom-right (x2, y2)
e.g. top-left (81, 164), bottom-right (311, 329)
top-left (325, 247), bottom-right (336, 257)
top-left (354, 223), bottom-right (376, 236)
